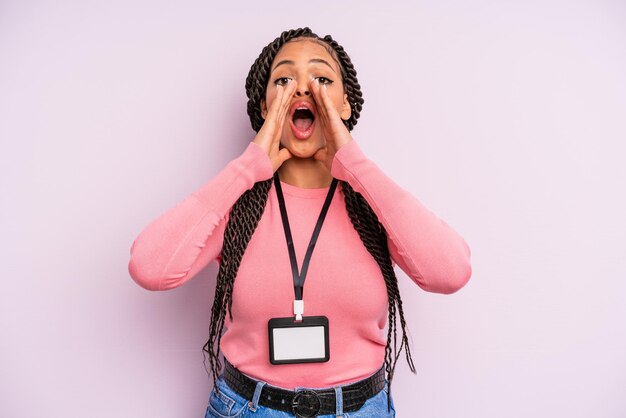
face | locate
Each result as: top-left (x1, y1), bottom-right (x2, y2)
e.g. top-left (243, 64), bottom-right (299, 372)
top-left (260, 38), bottom-right (351, 158)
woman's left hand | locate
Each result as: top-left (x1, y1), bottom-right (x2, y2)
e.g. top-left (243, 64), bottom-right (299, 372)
top-left (309, 78), bottom-right (353, 172)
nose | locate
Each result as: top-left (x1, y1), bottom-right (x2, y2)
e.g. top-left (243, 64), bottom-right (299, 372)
top-left (294, 79), bottom-right (311, 97)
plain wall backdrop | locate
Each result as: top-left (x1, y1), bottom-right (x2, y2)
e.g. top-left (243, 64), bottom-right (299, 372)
top-left (1, 1), bottom-right (625, 417)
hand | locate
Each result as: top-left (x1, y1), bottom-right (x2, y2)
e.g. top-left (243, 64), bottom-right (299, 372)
top-left (252, 80), bottom-right (298, 173)
top-left (309, 78), bottom-right (353, 172)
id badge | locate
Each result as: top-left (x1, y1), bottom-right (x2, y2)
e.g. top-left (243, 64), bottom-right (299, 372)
top-left (268, 316), bottom-right (330, 364)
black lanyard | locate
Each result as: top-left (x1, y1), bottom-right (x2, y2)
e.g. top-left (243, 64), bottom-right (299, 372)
top-left (273, 172), bottom-right (338, 301)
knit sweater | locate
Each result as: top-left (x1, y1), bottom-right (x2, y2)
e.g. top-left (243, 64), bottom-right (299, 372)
top-left (128, 139), bottom-right (472, 389)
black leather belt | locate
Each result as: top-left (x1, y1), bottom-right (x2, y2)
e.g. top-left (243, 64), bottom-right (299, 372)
top-left (223, 358), bottom-right (386, 418)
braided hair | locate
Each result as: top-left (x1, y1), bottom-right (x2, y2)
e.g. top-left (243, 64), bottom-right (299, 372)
top-left (202, 27), bottom-right (416, 411)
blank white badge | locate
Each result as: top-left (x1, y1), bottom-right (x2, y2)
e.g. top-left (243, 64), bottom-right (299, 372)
top-left (268, 316), bottom-right (330, 364)
top-left (273, 326), bottom-right (325, 360)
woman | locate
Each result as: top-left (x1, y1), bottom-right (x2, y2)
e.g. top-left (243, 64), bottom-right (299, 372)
top-left (128, 27), bottom-right (472, 418)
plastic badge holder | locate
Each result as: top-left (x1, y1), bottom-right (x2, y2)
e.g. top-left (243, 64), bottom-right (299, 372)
top-left (268, 316), bottom-right (330, 364)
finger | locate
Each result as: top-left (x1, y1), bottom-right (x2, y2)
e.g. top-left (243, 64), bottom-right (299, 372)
top-left (309, 79), bottom-right (333, 129)
top-left (309, 79), bottom-right (326, 121)
top-left (265, 83), bottom-right (285, 124)
top-left (267, 81), bottom-right (294, 120)
top-left (265, 82), bottom-right (293, 141)
top-left (307, 79), bottom-right (324, 133)
top-left (313, 147), bottom-right (328, 163)
top-left (278, 147), bottom-right (293, 164)
top-left (276, 80), bottom-right (296, 122)
top-left (275, 81), bottom-right (296, 138)
top-left (266, 83), bottom-right (291, 141)
top-left (317, 80), bottom-right (341, 124)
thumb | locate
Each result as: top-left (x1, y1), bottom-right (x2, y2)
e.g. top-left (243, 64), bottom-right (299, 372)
top-left (313, 147), bottom-right (327, 163)
top-left (277, 147), bottom-right (293, 165)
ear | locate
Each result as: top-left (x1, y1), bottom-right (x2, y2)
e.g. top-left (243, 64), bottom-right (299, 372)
top-left (340, 93), bottom-right (352, 121)
top-left (260, 98), bottom-right (267, 120)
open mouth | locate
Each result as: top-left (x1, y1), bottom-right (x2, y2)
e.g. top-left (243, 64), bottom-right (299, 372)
top-left (289, 104), bottom-right (316, 139)
top-left (292, 107), bottom-right (315, 131)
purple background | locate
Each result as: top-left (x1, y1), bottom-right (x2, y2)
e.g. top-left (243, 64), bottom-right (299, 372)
top-left (1, 1), bottom-right (625, 417)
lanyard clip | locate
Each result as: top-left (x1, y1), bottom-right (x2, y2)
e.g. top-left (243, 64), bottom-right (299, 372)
top-left (293, 300), bottom-right (304, 322)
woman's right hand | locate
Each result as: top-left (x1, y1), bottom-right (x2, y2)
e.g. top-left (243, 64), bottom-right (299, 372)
top-left (252, 80), bottom-right (297, 173)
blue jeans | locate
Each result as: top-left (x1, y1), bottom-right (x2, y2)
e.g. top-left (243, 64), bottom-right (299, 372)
top-left (205, 374), bottom-right (396, 418)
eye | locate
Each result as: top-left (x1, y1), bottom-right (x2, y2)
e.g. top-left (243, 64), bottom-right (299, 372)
top-left (317, 77), bottom-right (333, 85)
top-left (273, 77), bottom-right (292, 86)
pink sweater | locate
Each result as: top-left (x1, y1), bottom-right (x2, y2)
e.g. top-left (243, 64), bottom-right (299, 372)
top-left (128, 139), bottom-right (471, 389)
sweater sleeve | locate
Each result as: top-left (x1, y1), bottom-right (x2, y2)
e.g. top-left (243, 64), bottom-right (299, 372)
top-left (128, 142), bottom-right (274, 291)
top-left (330, 139), bottom-right (472, 294)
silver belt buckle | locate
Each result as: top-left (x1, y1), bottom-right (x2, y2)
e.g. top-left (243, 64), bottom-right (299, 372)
top-left (292, 389), bottom-right (322, 418)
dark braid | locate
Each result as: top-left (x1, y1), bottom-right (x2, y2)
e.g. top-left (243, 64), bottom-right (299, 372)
top-left (203, 27), bottom-right (416, 412)
top-left (202, 178), bottom-right (273, 386)
top-left (342, 181), bottom-right (417, 410)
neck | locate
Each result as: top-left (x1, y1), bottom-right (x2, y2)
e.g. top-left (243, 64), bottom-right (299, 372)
top-left (277, 157), bottom-right (333, 189)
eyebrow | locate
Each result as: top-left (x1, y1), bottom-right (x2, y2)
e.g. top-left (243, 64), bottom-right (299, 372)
top-left (271, 58), bottom-right (336, 74)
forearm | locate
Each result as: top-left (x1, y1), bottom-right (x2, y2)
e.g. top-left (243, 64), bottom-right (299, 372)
top-left (331, 139), bottom-right (472, 294)
top-left (128, 142), bottom-right (273, 290)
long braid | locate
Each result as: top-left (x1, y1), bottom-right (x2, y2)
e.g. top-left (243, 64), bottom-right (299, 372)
top-left (202, 178), bottom-right (273, 392)
top-left (342, 181), bottom-right (417, 410)
top-left (203, 27), bottom-right (416, 411)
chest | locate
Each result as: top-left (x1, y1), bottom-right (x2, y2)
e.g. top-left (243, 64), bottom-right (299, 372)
top-left (230, 189), bottom-right (389, 324)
